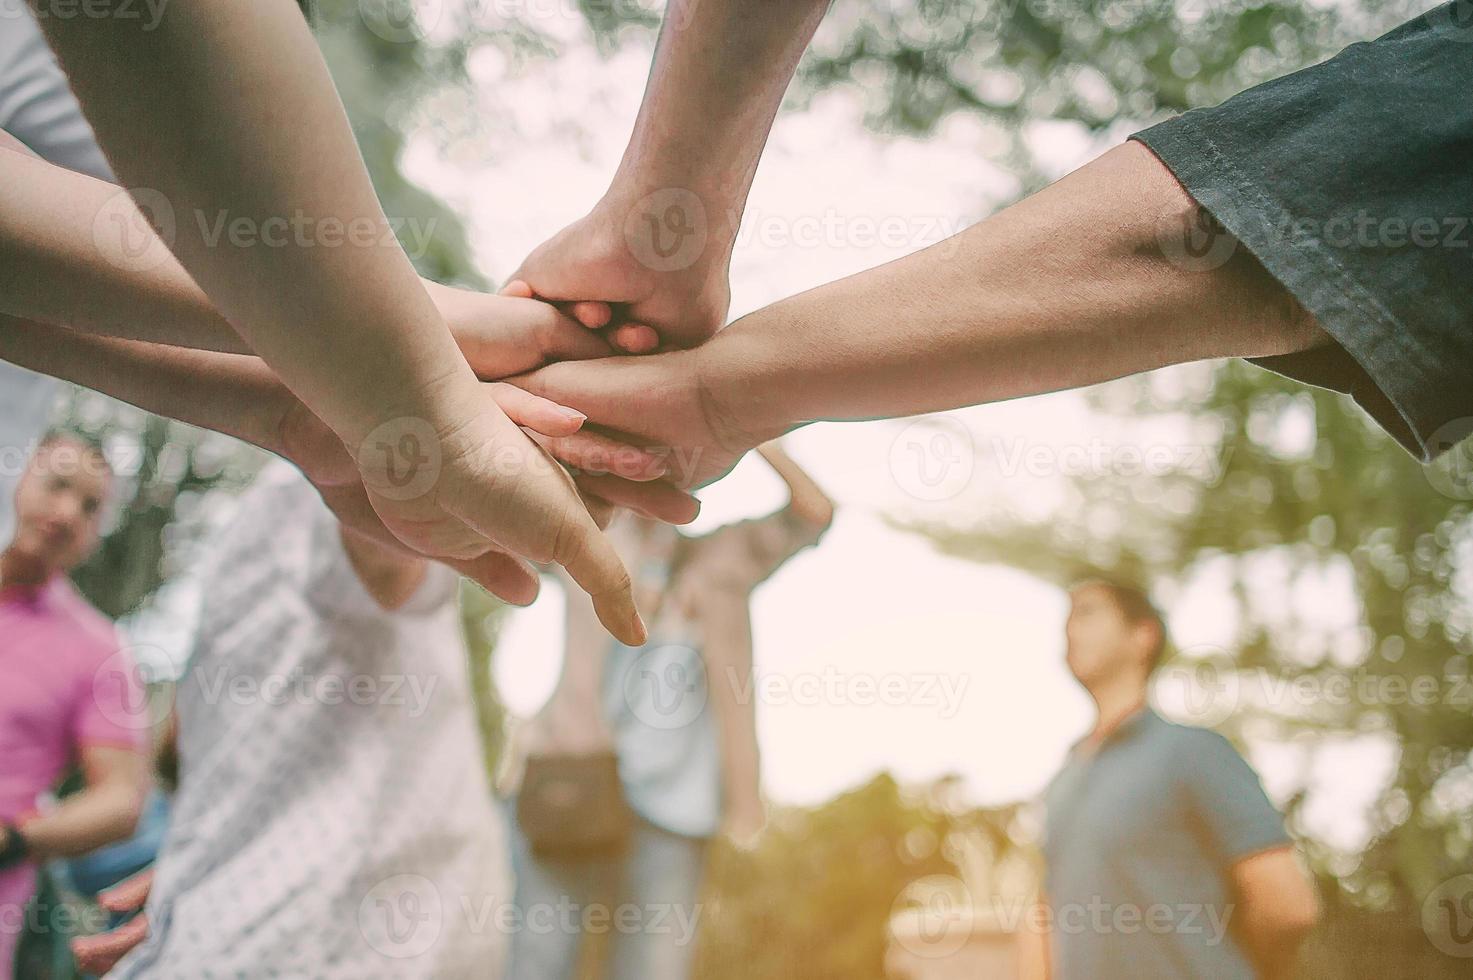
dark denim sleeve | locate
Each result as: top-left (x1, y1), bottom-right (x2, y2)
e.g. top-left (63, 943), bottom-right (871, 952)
top-left (1132, 4), bottom-right (1473, 461)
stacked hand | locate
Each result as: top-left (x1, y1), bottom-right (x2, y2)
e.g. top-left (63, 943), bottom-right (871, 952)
top-left (269, 286), bottom-right (701, 638)
top-left (495, 195), bottom-right (772, 496)
top-left (504, 190), bottom-right (733, 353)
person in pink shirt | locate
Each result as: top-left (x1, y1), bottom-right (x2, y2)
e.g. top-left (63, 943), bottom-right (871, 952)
top-left (0, 432), bottom-right (148, 979)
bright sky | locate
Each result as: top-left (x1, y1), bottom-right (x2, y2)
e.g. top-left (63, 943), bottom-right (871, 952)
top-left (395, 25), bottom-right (1391, 843)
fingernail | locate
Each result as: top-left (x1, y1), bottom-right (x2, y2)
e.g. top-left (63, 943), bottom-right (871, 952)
top-left (557, 407), bottom-right (587, 424)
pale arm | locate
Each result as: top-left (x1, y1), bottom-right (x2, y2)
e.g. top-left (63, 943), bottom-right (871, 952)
top-left (11, 745), bottom-right (145, 860)
top-left (0, 317), bottom-right (683, 601)
top-left (0, 132), bottom-right (241, 352)
top-left (701, 141), bottom-right (1324, 444)
top-left (33, 0), bottom-right (644, 642)
top-left (509, 0), bottom-right (832, 349)
top-left (513, 141), bottom-right (1326, 488)
top-left (1230, 846), bottom-right (1320, 980)
top-left (1016, 893), bottom-right (1052, 980)
top-left (756, 441), bottom-right (835, 531)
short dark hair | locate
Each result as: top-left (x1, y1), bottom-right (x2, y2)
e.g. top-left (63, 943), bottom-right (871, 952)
top-left (1074, 577), bottom-right (1168, 673)
top-left (38, 429), bottom-right (112, 474)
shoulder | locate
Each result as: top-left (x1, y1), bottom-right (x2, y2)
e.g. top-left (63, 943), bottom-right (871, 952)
top-left (47, 578), bottom-right (122, 657)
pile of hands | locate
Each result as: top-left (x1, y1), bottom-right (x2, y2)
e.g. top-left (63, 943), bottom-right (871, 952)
top-left (70, 197), bottom-right (755, 975)
top-left (283, 191), bottom-right (763, 645)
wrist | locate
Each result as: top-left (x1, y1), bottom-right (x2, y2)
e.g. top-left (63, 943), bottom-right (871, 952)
top-left (594, 181), bottom-right (739, 284)
top-left (690, 329), bottom-right (788, 456)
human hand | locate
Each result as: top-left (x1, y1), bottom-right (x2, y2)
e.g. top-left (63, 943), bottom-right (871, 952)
top-left (350, 388), bottom-right (651, 643)
top-left (504, 190), bottom-right (733, 353)
top-left (71, 869), bottom-right (154, 976)
top-left (425, 279), bottom-right (616, 375)
top-left (429, 281), bottom-right (706, 516)
top-left (275, 382), bottom-right (689, 614)
top-left (510, 346), bottom-right (770, 491)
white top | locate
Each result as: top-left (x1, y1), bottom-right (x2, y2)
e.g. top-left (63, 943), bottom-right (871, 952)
top-left (0, 9), bottom-right (115, 550)
top-left (115, 464), bottom-right (510, 979)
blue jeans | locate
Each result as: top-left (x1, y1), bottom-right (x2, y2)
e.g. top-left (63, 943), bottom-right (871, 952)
top-left (506, 806), bottom-right (708, 980)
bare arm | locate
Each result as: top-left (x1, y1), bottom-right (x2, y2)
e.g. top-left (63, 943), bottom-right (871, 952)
top-left (0, 318), bottom-right (690, 600)
top-left (701, 141), bottom-right (1323, 443)
top-left (512, 141), bottom-right (1325, 488)
top-left (0, 131), bottom-right (241, 352)
top-left (11, 745), bottom-right (145, 860)
top-left (1017, 893), bottom-right (1052, 980)
top-left (699, 594), bottom-right (765, 841)
top-left (32, 0), bottom-right (644, 644)
top-left (509, 0), bottom-right (832, 350)
top-left (1230, 846), bottom-right (1320, 980)
top-left (756, 441), bottom-right (834, 531)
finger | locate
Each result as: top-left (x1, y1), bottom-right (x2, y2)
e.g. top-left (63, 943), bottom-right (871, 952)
top-left (571, 300), bottom-right (613, 330)
top-left (462, 298), bottom-right (612, 381)
top-left (575, 473), bottom-right (700, 526)
top-left (530, 304), bottom-right (619, 364)
top-left (611, 322), bottom-right (660, 355)
top-left (504, 359), bottom-right (647, 438)
top-left (487, 382), bottom-right (585, 438)
top-left (323, 484), bottom-right (541, 606)
top-left (578, 489), bottom-right (617, 530)
top-left (528, 429), bottom-right (669, 482)
top-left (72, 914), bottom-right (150, 975)
top-left (499, 279), bottom-right (535, 299)
top-left (98, 869), bottom-right (154, 912)
top-left (363, 482), bottom-right (496, 561)
top-left (445, 551), bottom-right (542, 606)
top-left (448, 435), bottom-right (644, 644)
top-left (553, 510), bottom-right (645, 646)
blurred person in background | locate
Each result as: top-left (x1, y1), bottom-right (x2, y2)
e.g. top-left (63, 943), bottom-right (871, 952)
top-left (1017, 579), bottom-right (1320, 980)
top-left (0, 433), bottom-right (148, 980)
top-left (83, 459), bottom-right (527, 977)
top-left (503, 440), bottom-right (834, 980)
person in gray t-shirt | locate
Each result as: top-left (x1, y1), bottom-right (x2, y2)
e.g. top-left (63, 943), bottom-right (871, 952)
top-left (1020, 580), bottom-right (1320, 980)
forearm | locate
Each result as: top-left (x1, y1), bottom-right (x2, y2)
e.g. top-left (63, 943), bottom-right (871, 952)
top-left (17, 783), bottom-right (143, 861)
top-left (33, 0), bottom-right (482, 442)
top-left (700, 141), bottom-right (1323, 443)
top-left (1236, 918), bottom-right (1311, 980)
top-left (0, 139), bottom-right (244, 352)
top-left (609, 0), bottom-right (829, 245)
top-left (0, 317), bottom-right (295, 454)
top-left (757, 443), bottom-right (833, 526)
top-left (702, 605), bottom-right (761, 820)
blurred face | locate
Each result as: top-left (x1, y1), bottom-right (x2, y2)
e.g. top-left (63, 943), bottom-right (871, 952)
top-left (7, 439), bottom-right (111, 576)
top-left (1064, 584), bottom-right (1151, 689)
